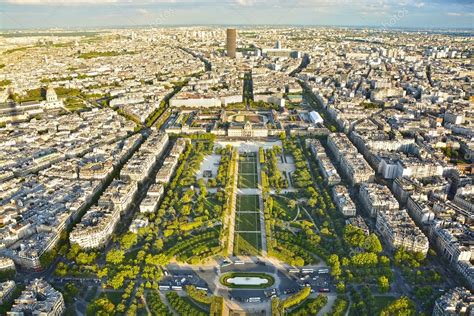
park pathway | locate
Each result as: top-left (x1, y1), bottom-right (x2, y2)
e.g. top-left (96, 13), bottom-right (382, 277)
top-left (256, 150), bottom-right (268, 256)
top-left (226, 150), bottom-right (239, 256)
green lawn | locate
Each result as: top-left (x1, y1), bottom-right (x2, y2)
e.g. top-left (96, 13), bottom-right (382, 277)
top-left (236, 212), bottom-right (261, 232)
top-left (239, 161), bottom-right (257, 174)
top-left (273, 195), bottom-right (301, 221)
top-left (238, 154), bottom-right (258, 188)
top-left (234, 232), bottom-right (261, 256)
top-left (373, 296), bottom-right (396, 314)
top-left (101, 291), bottom-right (123, 305)
top-left (237, 195), bottom-right (259, 212)
top-left (238, 173), bottom-right (258, 188)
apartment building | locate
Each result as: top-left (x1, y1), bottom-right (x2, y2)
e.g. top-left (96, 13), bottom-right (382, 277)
top-left (376, 209), bottom-right (429, 256)
top-left (359, 183), bottom-right (399, 218)
top-left (0, 281), bottom-right (15, 305)
top-left (8, 279), bottom-right (65, 316)
top-left (69, 205), bottom-right (119, 249)
top-left (432, 287), bottom-right (473, 316)
top-left (332, 185), bottom-right (356, 217)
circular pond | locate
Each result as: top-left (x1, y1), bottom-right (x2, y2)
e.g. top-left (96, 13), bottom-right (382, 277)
top-left (220, 272), bottom-right (275, 288)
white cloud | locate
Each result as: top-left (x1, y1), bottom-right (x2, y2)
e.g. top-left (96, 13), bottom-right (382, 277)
top-left (234, 0), bottom-right (258, 6)
top-left (446, 12), bottom-right (474, 16)
top-left (136, 8), bottom-right (150, 14)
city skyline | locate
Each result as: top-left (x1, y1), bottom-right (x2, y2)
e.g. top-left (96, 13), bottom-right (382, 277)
top-left (0, 0), bottom-right (473, 30)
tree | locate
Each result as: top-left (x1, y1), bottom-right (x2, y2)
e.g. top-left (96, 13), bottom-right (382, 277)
top-left (330, 296), bottom-right (349, 316)
top-left (120, 232), bottom-right (138, 250)
top-left (378, 275), bottom-right (390, 293)
top-left (67, 243), bottom-right (81, 261)
top-left (97, 267), bottom-right (108, 278)
top-left (380, 255), bottom-right (390, 266)
top-left (394, 248), bottom-right (424, 268)
top-left (307, 197), bottom-right (317, 208)
top-left (364, 234), bottom-right (382, 253)
top-left (154, 239), bottom-right (164, 251)
top-left (328, 254), bottom-right (342, 278)
top-left (281, 287), bottom-right (311, 309)
top-left (106, 249), bottom-right (124, 265)
top-left (380, 297), bottom-right (416, 316)
top-left (288, 199), bottom-right (298, 210)
top-left (336, 281), bottom-right (346, 293)
top-left (87, 297), bottom-right (115, 315)
top-left (76, 251), bottom-right (96, 266)
top-left (55, 262), bottom-right (68, 277)
top-left (109, 274), bottom-right (125, 290)
top-left (351, 252), bottom-right (378, 267)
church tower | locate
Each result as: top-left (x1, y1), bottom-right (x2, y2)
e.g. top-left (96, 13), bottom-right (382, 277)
top-left (46, 87), bottom-right (58, 103)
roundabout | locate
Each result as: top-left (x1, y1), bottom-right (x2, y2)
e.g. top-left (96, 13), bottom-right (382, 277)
top-left (219, 272), bottom-right (275, 289)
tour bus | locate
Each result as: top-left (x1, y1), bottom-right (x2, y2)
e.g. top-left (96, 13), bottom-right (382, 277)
top-left (288, 268), bottom-right (300, 273)
top-left (171, 286), bottom-right (183, 291)
top-left (247, 297), bottom-right (261, 303)
top-left (301, 268), bottom-right (314, 274)
top-left (318, 268), bottom-right (329, 274)
top-left (159, 285), bottom-right (171, 291)
top-left (196, 286), bottom-right (208, 292)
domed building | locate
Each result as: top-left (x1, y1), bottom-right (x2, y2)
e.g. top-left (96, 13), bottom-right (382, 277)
top-left (44, 86), bottom-right (63, 109)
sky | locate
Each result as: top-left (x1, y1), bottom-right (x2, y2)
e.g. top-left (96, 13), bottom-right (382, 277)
top-left (0, 0), bottom-right (473, 30)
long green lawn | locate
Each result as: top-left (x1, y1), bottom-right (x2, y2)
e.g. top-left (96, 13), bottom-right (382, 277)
top-left (234, 194), bottom-right (261, 255)
top-left (234, 232), bottom-right (261, 256)
top-left (238, 173), bottom-right (258, 188)
top-left (236, 212), bottom-right (261, 232)
top-left (239, 161), bottom-right (257, 174)
top-left (237, 195), bottom-right (259, 212)
top-left (238, 153), bottom-right (258, 189)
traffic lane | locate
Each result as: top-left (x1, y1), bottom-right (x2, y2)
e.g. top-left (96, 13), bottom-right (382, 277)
top-left (228, 288), bottom-right (267, 302)
top-left (220, 264), bottom-right (273, 273)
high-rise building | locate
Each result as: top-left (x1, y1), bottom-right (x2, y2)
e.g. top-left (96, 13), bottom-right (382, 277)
top-left (226, 28), bottom-right (237, 58)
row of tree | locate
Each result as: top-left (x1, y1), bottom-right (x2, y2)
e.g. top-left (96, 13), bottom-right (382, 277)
top-left (262, 147), bottom-right (287, 190)
top-left (288, 295), bottom-right (328, 316)
top-left (166, 291), bottom-right (208, 316)
top-left (146, 290), bottom-right (172, 316)
top-left (185, 285), bottom-right (212, 304)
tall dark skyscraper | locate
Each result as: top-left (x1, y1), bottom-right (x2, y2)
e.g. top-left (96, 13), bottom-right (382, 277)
top-left (226, 28), bottom-right (237, 58)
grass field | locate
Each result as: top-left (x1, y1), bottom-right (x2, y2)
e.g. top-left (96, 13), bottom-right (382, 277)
top-left (238, 153), bottom-right (258, 189)
top-left (272, 195), bottom-right (301, 221)
top-left (239, 173), bottom-right (258, 188)
top-left (349, 296), bottom-right (395, 316)
top-left (234, 232), bottom-right (262, 256)
top-left (236, 212), bottom-right (261, 231)
top-left (239, 159), bottom-right (257, 174)
top-left (236, 195), bottom-right (259, 212)
top-left (373, 296), bottom-right (396, 314)
top-left (234, 194), bottom-right (261, 255)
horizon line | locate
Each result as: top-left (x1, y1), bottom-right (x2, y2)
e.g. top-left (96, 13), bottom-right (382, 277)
top-left (1, 24), bottom-right (473, 32)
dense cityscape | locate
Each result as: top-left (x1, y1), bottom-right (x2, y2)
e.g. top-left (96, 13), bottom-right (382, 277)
top-left (0, 21), bottom-right (472, 316)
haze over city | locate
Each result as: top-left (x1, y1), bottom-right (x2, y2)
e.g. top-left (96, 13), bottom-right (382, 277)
top-left (1, 0), bottom-right (474, 29)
